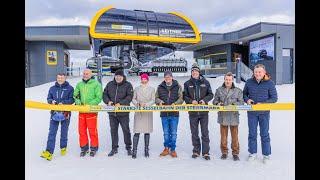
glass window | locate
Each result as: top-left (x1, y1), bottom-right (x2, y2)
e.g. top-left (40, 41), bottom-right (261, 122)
top-left (145, 12), bottom-right (158, 36)
top-left (96, 9), bottom-right (137, 35)
top-left (135, 11), bottom-right (148, 35)
top-left (156, 13), bottom-right (195, 38)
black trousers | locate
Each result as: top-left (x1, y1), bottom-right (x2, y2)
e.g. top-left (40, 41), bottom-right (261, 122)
top-left (189, 114), bottom-right (210, 155)
top-left (109, 115), bottom-right (132, 150)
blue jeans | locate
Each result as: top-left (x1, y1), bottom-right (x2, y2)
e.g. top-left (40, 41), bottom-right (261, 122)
top-left (46, 117), bottom-right (71, 154)
top-left (247, 112), bottom-right (271, 156)
top-left (161, 116), bottom-right (179, 151)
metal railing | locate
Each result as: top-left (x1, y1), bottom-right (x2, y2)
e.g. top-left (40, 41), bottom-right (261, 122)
top-left (66, 67), bottom-right (83, 77)
top-left (200, 62), bottom-right (236, 77)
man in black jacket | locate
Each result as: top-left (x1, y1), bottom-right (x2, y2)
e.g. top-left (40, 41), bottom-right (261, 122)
top-left (183, 63), bottom-right (214, 160)
top-left (103, 69), bottom-right (134, 156)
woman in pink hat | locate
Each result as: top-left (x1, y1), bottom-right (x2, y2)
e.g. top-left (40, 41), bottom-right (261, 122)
top-left (132, 74), bottom-right (155, 159)
top-left (131, 73), bottom-right (155, 159)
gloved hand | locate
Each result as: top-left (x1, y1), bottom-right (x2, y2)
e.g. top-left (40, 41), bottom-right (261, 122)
top-left (75, 99), bottom-right (82, 105)
top-left (63, 112), bottom-right (70, 119)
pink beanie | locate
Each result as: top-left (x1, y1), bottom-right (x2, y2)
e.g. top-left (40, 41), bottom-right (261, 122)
top-left (140, 73), bottom-right (149, 81)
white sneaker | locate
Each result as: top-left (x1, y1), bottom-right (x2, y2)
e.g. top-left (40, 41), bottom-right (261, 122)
top-left (248, 153), bottom-right (257, 161)
top-left (263, 155), bottom-right (270, 164)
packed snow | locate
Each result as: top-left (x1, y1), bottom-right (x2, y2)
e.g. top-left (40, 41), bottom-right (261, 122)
top-left (25, 75), bottom-right (295, 180)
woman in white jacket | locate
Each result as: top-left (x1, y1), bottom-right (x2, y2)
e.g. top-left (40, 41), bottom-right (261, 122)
top-left (131, 73), bottom-right (155, 159)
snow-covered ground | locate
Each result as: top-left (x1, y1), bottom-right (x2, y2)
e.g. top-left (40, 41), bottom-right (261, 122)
top-left (25, 76), bottom-right (295, 180)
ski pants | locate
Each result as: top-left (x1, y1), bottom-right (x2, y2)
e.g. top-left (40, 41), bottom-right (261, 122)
top-left (78, 113), bottom-right (99, 151)
top-left (46, 115), bottom-right (71, 154)
top-left (109, 115), bottom-right (132, 150)
top-left (189, 114), bottom-right (210, 155)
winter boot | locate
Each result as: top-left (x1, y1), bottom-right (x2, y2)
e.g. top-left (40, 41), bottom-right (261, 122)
top-left (60, 148), bottom-right (67, 156)
top-left (127, 149), bottom-right (133, 156)
top-left (160, 147), bottom-right (170, 156)
top-left (90, 150), bottom-right (97, 157)
top-left (132, 134), bottom-right (140, 159)
top-left (233, 155), bottom-right (240, 161)
top-left (248, 153), bottom-right (257, 161)
top-left (263, 155), bottom-right (270, 164)
top-left (144, 133), bottom-right (150, 158)
top-left (192, 152), bottom-right (200, 159)
top-left (170, 151), bottom-right (178, 158)
top-left (80, 150), bottom-right (88, 157)
top-left (203, 154), bottom-right (211, 160)
top-left (220, 154), bottom-right (227, 160)
top-left (108, 149), bottom-right (118, 157)
top-left (40, 150), bottom-right (53, 161)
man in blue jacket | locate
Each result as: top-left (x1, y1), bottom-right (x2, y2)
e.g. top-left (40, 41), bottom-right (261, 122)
top-left (40, 73), bottom-right (74, 161)
top-left (243, 64), bottom-right (278, 164)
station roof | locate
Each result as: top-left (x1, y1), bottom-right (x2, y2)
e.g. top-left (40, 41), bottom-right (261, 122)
top-left (25, 25), bottom-right (91, 50)
top-left (181, 22), bottom-right (294, 51)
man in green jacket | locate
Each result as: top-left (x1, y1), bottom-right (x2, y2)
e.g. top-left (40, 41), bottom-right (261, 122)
top-left (73, 69), bottom-right (102, 157)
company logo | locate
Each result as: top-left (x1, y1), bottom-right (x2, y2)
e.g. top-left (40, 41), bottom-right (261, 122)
top-left (160, 29), bottom-right (182, 34)
top-left (111, 24), bottom-right (134, 30)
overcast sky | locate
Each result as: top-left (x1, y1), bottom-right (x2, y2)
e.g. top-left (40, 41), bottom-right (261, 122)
top-left (25, 0), bottom-right (295, 63)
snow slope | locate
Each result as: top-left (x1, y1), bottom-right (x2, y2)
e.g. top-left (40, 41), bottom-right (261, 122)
top-left (25, 76), bottom-right (295, 180)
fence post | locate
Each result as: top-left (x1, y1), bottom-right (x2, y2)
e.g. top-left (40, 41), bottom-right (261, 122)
top-left (236, 57), bottom-right (241, 83)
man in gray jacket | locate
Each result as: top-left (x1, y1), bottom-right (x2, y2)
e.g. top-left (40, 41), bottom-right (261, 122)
top-left (213, 72), bottom-right (244, 161)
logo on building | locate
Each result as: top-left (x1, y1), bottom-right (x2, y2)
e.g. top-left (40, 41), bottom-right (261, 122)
top-left (47, 50), bottom-right (57, 65)
top-left (111, 24), bottom-right (134, 30)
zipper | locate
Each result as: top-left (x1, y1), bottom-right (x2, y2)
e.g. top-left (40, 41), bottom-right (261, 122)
top-left (196, 82), bottom-right (200, 115)
top-left (83, 83), bottom-right (87, 105)
top-left (223, 88), bottom-right (230, 105)
top-left (56, 91), bottom-right (59, 104)
top-left (198, 84), bottom-right (201, 102)
top-left (198, 83), bottom-right (201, 115)
top-left (114, 84), bottom-right (119, 116)
top-left (167, 89), bottom-right (171, 117)
top-left (60, 90), bottom-right (64, 102)
top-left (193, 86), bottom-right (196, 102)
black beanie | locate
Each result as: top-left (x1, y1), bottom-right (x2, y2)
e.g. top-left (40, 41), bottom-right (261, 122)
top-left (114, 69), bottom-right (124, 76)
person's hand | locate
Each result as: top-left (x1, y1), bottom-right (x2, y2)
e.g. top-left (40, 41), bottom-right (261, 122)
top-left (199, 100), bottom-right (206, 105)
top-left (159, 101), bottom-right (164, 106)
top-left (75, 99), bottom-right (81, 105)
top-left (139, 103), bottom-right (146, 107)
top-left (115, 103), bottom-right (120, 107)
top-left (52, 100), bottom-right (56, 104)
top-left (108, 101), bottom-right (114, 106)
top-left (58, 102), bottom-right (63, 105)
top-left (192, 100), bottom-right (198, 105)
top-left (247, 99), bottom-right (254, 105)
top-left (217, 102), bottom-right (224, 106)
top-left (171, 103), bottom-right (175, 106)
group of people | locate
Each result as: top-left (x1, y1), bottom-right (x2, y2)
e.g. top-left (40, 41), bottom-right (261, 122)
top-left (40, 63), bottom-right (277, 164)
